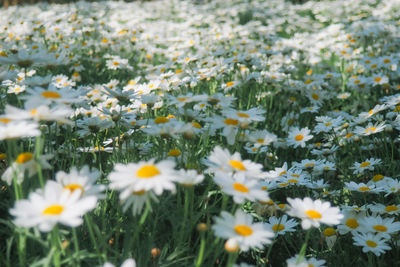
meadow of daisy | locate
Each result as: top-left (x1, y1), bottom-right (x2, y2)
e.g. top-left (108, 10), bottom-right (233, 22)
top-left (1, 0), bottom-right (400, 266)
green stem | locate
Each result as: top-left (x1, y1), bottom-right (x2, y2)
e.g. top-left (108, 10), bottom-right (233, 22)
top-left (35, 135), bottom-right (45, 188)
top-left (296, 230), bottom-right (311, 264)
top-left (226, 251), bottom-right (238, 267)
top-left (51, 226), bottom-right (61, 267)
top-left (195, 232), bottom-right (206, 267)
top-left (72, 228), bottom-right (81, 267)
top-left (18, 229), bottom-right (26, 267)
top-left (178, 187), bottom-right (192, 245)
top-left (84, 215), bottom-right (102, 263)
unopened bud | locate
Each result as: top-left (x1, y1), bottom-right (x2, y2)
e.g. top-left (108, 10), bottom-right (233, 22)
top-left (197, 223), bottom-right (208, 232)
top-left (224, 238), bottom-right (239, 253)
top-left (151, 248), bottom-right (161, 259)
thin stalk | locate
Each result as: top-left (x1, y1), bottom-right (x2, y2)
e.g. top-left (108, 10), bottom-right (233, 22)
top-left (296, 230), bottom-right (311, 264)
top-left (72, 228), bottom-right (80, 267)
top-left (84, 214), bottom-right (102, 264)
top-left (195, 232), bottom-right (206, 267)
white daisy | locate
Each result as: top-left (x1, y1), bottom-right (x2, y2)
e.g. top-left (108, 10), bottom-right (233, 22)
top-left (109, 159), bottom-right (176, 196)
top-left (56, 165), bottom-right (106, 199)
top-left (10, 181), bottom-right (97, 232)
top-left (212, 209), bottom-right (274, 251)
top-left (286, 127), bottom-right (313, 148)
top-left (352, 232), bottom-right (391, 256)
top-left (286, 197), bottom-right (343, 229)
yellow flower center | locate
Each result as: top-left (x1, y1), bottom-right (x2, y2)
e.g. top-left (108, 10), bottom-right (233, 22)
top-left (345, 219), bottom-right (359, 229)
top-left (64, 184), bottom-right (84, 193)
top-left (43, 204), bottom-right (64, 215)
top-left (345, 133), bottom-right (354, 138)
top-left (360, 162), bottom-right (371, 168)
top-left (177, 97), bottom-right (188, 102)
top-left (41, 91), bottom-right (61, 99)
top-left (0, 118), bottom-right (12, 123)
top-left (385, 205), bottom-right (398, 212)
top-left (359, 186), bottom-right (370, 191)
top-left (167, 149), bottom-right (181, 157)
top-left (154, 116), bottom-right (169, 124)
top-left (229, 160), bottom-right (246, 171)
top-left (272, 224), bottom-right (285, 232)
top-left (312, 93), bottom-right (319, 100)
top-left (323, 227), bottom-right (336, 237)
top-left (136, 165), bottom-right (160, 178)
top-left (232, 182), bottom-right (249, 193)
top-left (374, 77), bottom-right (381, 82)
top-left (325, 123), bottom-right (332, 126)
top-left (295, 134), bottom-right (304, 141)
top-left (366, 240), bottom-right (377, 247)
top-left (305, 163), bottom-right (314, 167)
top-left (224, 118), bottom-right (238, 126)
top-left (305, 80), bottom-right (313, 84)
top-left (372, 174), bottom-right (384, 182)
top-left (365, 127), bottom-right (376, 133)
top-left (192, 122), bottom-right (202, 129)
top-left (15, 152), bottom-right (34, 164)
top-left (288, 179), bottom-right (298, 183)
top-left (236, 112), bottom-right (249, 118)
top-left (133, 190), bottom-right (146, 195)
top-left (373, 225), bottom-right (387, 232)
top-left (305, 210), bottom-right (322, 219)
top-left (234, 225), bottom-right (253, 236)
top-left (226, 81), bottom-right (234, 87)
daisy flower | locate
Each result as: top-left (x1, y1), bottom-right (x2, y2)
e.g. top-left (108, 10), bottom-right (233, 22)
top-left (1, 152), bottom-right (52, 185)
top-left (10, 181), bottom-right (97, 232)
top-left (5, 104), bottom-right (73, 124)
top-left (214, 173), bottom-right (269, 204)
top-left (358, 104), bottom-right (387, 121)
top-left (350, 158), bottom-right (381, 174)
top-left (103, 258), bottom-right (136, 267)
top-left (286, 127), bottom-right (313, 148)
top-left (286, 197), bottom-right (343, 229)
top-left (206, 115), bottom-right (240, 145)
top-left (337, 207), bottom-right (367, 235)
top-left (354, 122), bottom-right (386, 136)
top-left (222, 107), bottom-right (265, 128)
top-left (212, 209), bottom-right (274, 251)
top-left (322, 227), bottom-right (337, 249)
top-left (352, 232), bottom-right (391, 256)
top-left (109, 159), bottom-right (176, 196)
top-left (286, 255), bottom-right (326, 267)
top-left (121, 190), bottom-right (159, 216)
top-left (264, 215), bottom-right (298, 235)
top-left (175, 169), bottom-right (204, 187)
top-left (359, 215), bottom-right (400, 239)
top-left (204, 146), bottom-right (265, 179)
top-left (105, 55), bottom-right (133, 71)
top-left (368, 203), bottom-right (400, 215)
top-left (22, 85), bottom-right (82, 106)
top-left (0, 119), bottom-right (41, 141)
top-left (55, 166), bottom-right (106, 199)
top-left (247, 130), bottom-right (277, 148)
top-left (344, 181), bottom-right (381, 194)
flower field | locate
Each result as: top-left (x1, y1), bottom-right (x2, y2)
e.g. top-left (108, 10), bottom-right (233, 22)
top-left (1, 0), bottom-right (400, 266)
